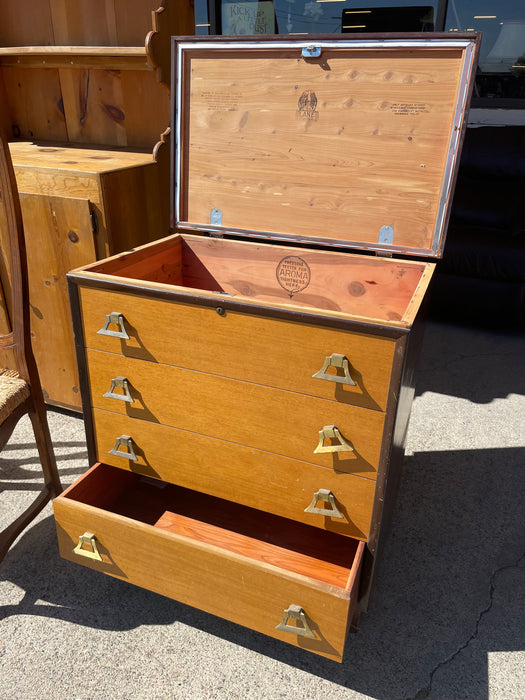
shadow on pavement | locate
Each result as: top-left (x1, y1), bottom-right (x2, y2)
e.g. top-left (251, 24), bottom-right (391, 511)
top-left (1, 444), bottom-right (523, 700)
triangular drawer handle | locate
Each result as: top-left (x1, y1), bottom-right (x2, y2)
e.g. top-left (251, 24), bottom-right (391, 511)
top-left (275, 605), bottom-right (315, 638)
top-left (97, 312), bottom-right (129, 339)
top-left (312, 353), bottom-right (356, 385)
top-left (73, 532), bottom-right (102, 561)
top-left (314, 425), bottom-right (354, 454)
top-left (103, 376), bottom-right (134, 403)
top-left (108, 435), bottom-right (138, 462)
top-left (304, 489), bottom-right (344, 519)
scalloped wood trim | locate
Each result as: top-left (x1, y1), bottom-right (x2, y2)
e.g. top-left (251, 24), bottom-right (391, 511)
top-left (146, 0), bottom-right (195, 88)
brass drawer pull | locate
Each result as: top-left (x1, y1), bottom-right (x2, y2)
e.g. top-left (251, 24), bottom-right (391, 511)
top-left (108, 435), bottom-right (138, 462)
top-left (73, 532), bottom-right (102, 561)
top-left (275, 605), bottom-right (315, 638)
top-left (97, 312), bottom-right (130, 340)
top-left (103, 376), bottom-right (134, 403)
top-left (314, 425), bottom-right (354, 454)
top-left (312, 353), bottom-right (356, 386)
top-left (304, 489), bottom-right (344, 519)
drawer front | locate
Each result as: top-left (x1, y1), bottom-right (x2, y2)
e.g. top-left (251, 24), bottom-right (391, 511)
top-left (79, 286), bottom-right (395, 412)
top-left (94, 408), bottom-right (376, 540)
top-left (54, 469), bottom-right (362, 661)
top-left (87, 349), bottom-right (385, 474)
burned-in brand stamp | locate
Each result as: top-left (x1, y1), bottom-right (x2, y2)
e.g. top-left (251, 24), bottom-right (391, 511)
top-left (297, 90), bottom-right (319, 121)
top-left (276, 256), bottom-right (311, 298)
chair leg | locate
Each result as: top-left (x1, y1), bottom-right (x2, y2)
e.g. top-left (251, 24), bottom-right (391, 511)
top-left (28, 400), bottom-right (62, 498)
top-left (0, 400), bottom-right (62, 563)
top-left (0, 488), bottom-right (52, 562)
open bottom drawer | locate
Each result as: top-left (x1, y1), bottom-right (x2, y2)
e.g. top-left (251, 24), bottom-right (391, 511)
top-left (53, 463), bottom-right (364, 661)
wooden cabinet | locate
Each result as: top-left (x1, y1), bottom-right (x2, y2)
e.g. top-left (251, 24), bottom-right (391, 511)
top-left (54, 35), bottom-right (479, 660)
top-left (10, 143), bottom-right (166, 404)
top-left (0, 0), bottom-right (194, 409)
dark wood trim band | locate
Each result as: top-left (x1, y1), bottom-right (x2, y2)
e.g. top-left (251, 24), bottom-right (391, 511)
top-left (67, 277), bottom-right (96, 465)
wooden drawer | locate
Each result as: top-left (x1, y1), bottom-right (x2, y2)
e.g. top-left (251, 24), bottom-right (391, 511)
top-left (79, 286), bottom-right (395, 412)
top-left (86, 349), bottom-right (385, 473)
top-left (53, 463), bottom-right (364, 662)
top-left (93, 408), bottom-right (376, 539)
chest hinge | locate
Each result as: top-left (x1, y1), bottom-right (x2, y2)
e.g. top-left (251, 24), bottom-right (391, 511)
top-left (377, 225), bottom-right (394, 256)
top-left (210, 208), bottom-right (223, 226)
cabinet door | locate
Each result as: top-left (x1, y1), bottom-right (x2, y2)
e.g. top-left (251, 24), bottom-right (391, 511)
top-left (20, 193), bottom-right (96, 410)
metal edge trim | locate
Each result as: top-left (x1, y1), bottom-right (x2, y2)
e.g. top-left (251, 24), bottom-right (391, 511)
top-left (170, 36), bottom-right (177, 230)
top-left (175, 38), bottom-right (474, 51)
top-left (174, 38), bottom-right (183, 227)
top-left (431, 40), bottom-right (477, 255)
top-left (175, 221), bottom-right (435, 258)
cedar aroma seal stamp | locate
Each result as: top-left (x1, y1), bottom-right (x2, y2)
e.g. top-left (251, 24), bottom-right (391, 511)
top-left (276, 256), bottom-right (311, 298)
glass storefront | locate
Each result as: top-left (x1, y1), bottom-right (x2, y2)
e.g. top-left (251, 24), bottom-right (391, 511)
top-left (196, 0), bottom-right (440, 35)
top-left (194, 0), bottom-right (525, 106)
top-left (445, 1), bottom-right (525, 103)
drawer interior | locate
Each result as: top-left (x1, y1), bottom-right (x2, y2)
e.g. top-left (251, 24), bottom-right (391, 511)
top-left (89, 233), bottom-right (431, 325)
top-left (65, 463), bottom-right (361, 590)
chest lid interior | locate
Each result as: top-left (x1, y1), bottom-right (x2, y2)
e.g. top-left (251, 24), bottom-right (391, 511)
top-left (171, 34), bottom-right (479, 258)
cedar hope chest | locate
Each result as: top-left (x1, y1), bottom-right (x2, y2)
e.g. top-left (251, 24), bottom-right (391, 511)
top-left (53, 34), bottom-right (479, 661)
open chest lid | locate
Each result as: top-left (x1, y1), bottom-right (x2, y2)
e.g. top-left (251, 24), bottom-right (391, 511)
top-left (171, 34), bottom-right (479, 258)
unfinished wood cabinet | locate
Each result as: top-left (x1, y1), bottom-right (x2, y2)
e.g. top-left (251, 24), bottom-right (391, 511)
top-left (55, 35), bottom-right (480, 659)
top-left (0, 0), bottom-right (195, 409)
top-left (8, 143), bottom-right (166, 405)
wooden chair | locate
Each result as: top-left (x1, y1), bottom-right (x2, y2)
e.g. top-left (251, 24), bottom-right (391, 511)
top-left (0, 129), bottom-right (62, 563)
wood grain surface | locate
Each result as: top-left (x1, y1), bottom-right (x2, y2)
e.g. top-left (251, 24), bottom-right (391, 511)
top-left (0, 0), bottom-right (163, 46)
top-left (180, 234), bottom-right (428, 324)
top-left (20, 192), bottom-right (95, 408)
top-left (147, 0), bottom-right (196, 87)
top-left (155, 510), bottom-right (353, 588)
top-left (92, 407), bottom-right (377, 539)
top-left (179, 46), bottom-right (467, 253)
top-left (79, 232), bottom-right (431, 327)
top-left (1, 67), bottom-right (68, 142)
top-left (9, 141), bottom-right (155, 173)
top-left (7, 143), bottom-right (167, 407)
top-left (49, 0), bottom-right (162, 46)
top-left (79, 285), bottom-right (395, 411)
top-left (54, 462), bottom-right (364, 660)
top-left (86, 348), bottom-right (386, 472)
top-left (0, 0), bottom-right (172, 148)
top-left (0, 0), bottom-right (55, 46)
top-left (11, 141), bottom-right (163, 260)
top-left (1, 60), bottom-right (167, 150)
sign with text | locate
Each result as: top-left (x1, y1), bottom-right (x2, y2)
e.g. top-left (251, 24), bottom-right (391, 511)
top-left (222, 1), bottom-right (275, 35)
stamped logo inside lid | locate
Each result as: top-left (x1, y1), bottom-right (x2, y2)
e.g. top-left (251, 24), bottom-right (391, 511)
top-left (276, 256), bottom-right (311, 298)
